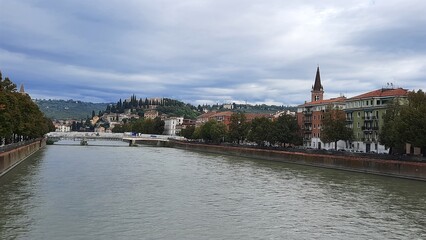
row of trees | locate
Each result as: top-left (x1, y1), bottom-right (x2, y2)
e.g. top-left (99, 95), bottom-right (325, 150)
top-left (180, 113), bottom-right (301, 147)
top-left (112, 117), bottom-right (165, 134)
top-left (380, 90), bottom-right (426, 155)
top-left (0, 71), bottom-right (55, 145)
top-left (106, 96), bottom-right (196, 114)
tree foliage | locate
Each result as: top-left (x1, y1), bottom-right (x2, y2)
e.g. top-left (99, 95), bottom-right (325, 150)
top-left (180, 126), bottom-right (196, 139)
top-left (247, 117), bottom-right (273, 147)
top-left (198, 119), bottom-right (227, 143)
top-left (380, 90), bottom-right (426, 155)
top-left (0, 71), bottom-right (53, 145)
top-left (320, 107), bottom-right (353, 150)
top-left (228, 112), bottom-right (250, 144)
top-left (112, 117), bottom-right (165, 134)
top-left (272, 114), bottom-right (302, 146)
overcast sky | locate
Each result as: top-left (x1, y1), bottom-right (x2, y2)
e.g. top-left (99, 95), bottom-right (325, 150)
top-left (1, 0), bottom-right (425, 105)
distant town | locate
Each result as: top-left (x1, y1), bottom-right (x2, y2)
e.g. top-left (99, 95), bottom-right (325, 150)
top-left (1, 68), bottom-right (424, 157)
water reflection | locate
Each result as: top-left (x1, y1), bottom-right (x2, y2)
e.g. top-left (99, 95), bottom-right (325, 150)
top-left (0, 144), bottom-right (425, 239)
top-left (0, 149), bottom-right (45, 239)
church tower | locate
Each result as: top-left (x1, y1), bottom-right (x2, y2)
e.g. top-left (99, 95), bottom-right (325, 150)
top-left (311, 66), bottom-right (324, 102)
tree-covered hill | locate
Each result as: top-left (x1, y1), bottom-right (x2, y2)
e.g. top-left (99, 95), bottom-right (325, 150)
top-left (35, 99), bottom-right (109, 120)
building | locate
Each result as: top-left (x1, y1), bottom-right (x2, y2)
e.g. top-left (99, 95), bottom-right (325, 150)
top-left (345, 87), bottom-right (408, 153)
top-left (196, 112), bottom-right (218, 126)
top-left (297, 67), bottom-right (347, 149)
top-left (181, 119), bottom-right (196, 129)
top-left (55, 124), bottom-right (71, 132)
top-left (144, 110), bottom-right (159, 119)
top-left (222, 103), bottom-right (234, 110)
top-left (163, 117), bottom-right (184, 135)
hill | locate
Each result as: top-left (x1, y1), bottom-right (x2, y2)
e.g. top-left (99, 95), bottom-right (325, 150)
top-left (35, 99), bottom-right (109, 120)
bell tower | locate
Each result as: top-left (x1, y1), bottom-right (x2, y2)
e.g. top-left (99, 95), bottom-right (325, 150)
top-left (311, 66), bottom-right (324, 102)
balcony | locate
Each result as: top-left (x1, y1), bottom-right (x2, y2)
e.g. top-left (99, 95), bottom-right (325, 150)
top-left (361, 138), bottom-right (377, 142)
top-left (361, 126), bottom-right (379, 131)
top-left (346, 118), bottom-right (353, 122)
top-left (304, 119), bottom-right (312, 123)
top-left (362, 116), bottom-right (378, 121)
top-left (304, 128), bottom-right (312, 133)
top-left (303, 111), bottom-right (313, 115)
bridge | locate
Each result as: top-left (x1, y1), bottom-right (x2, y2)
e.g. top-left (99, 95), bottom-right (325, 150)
top-left (46, 132), bottom-right (185, 146)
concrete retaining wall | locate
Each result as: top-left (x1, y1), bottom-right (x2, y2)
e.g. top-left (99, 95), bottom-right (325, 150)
top-left (0, 139), bottom-right (46, 177)
top-left (169, 141), bottom-right (426, 181)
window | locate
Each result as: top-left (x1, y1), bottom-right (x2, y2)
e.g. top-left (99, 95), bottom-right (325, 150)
top-left (357, 112), bottom-right (361, 117)
top-left (357, 122), bottom-right (360, 128)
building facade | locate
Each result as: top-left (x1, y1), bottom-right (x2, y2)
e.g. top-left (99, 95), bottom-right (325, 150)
top-left (163, 117), bottom-right (184, 136)
top-left (297, 67), bottom-right (347, 149)
top-left (345, 88), bottom-right (408, 153)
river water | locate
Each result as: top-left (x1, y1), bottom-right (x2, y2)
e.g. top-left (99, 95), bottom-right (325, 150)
top-left (0, 140), bottom-right (425, 240)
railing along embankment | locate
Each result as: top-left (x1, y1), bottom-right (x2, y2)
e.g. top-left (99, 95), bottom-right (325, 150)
top-left (0, 138), bottom-right (46, 177)
top-left (168, 140), bottom-right (426, 181)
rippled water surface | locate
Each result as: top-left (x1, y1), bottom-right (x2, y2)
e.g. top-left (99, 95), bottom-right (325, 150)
top-left (1, 141), bottom-right (425, 239)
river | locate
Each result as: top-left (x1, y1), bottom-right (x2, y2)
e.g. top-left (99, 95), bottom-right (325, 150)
top-left (0, 140), bottom-right (425, 239)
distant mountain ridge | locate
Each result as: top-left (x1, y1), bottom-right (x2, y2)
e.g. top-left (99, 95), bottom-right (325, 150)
top-left (35, 99), bottom-right (110, 120)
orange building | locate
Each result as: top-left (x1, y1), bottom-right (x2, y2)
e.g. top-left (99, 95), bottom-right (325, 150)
top-left (297, 67), bottom-right (346, 149)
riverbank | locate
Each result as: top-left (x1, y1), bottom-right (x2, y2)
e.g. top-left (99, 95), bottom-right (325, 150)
top-left (168, 140), bottom-right (426, 181)
top-left (0, 138), bottom-right (46, 177)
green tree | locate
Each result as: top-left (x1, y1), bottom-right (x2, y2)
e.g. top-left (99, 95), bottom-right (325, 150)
top-left (380, 100), bottom-right (405, 154)
top-left (210, 122), bottom-right (227, 143)
top-left (180, 126), bottom-right (195, 139)
top-left (320, 107), bottom-right (353, 150)
top-left (0, 75), bottom-right (17, 92)
top-left (0, 72), bottom-right (52, 144)
top-left (199, 119), bottom-right (227, 143)
top-left (380, 90), bottom-right (426, 155)
top-left (200, 120), bottom-right (214, 142)
top-left (273, 114), bottom-right (301, 146)
top-left (247, 117), bottom-right (273, 147)
top-left (153, 117), bottom-right (165, 134)
top-left (228, 112), bottom-right (250, 144)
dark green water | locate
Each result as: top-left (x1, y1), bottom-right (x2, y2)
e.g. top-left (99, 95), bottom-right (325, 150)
top-left (0, 140), bottom-right (425, 239)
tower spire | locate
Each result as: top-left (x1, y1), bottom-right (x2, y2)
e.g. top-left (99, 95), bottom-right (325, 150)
top-left (19, 84), bottom-right (25, 93)
top-left (312, 66), bottom-right (323, 91)
top-left (311, 66), bottom-right (324, 102)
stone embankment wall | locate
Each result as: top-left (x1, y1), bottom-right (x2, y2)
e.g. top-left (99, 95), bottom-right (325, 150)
top-left (0, 139), bottom-right (46, 177)
top-left (169, 141), bottom-right (426, 181)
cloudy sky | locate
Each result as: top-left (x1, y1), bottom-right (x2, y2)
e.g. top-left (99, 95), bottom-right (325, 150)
top-left (1, 0), bottom-right (425, 105)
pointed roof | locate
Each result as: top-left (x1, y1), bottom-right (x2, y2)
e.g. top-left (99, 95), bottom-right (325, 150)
top-left (312, 66), bottom-right (323, 91)
top-left (19, 84), bottom-right (25, 93)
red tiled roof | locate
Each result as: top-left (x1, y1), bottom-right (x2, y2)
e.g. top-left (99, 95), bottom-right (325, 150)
top-left (298, 96), bottom-right (346, 107)
top-left (197, 111), bottom-right (217, 119)
top-left (245, 113), bottom-right (271, 121)
top-left (348, 88), bottom-right (408, 100)
top-left (210, 111), bottom-right (233, 118)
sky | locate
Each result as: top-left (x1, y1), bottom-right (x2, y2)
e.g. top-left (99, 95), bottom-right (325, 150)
top-left (1, 0), bottom-right (425, 106)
